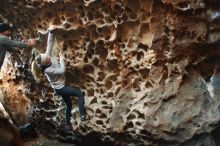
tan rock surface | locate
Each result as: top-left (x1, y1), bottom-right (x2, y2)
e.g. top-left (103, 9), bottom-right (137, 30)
top-left (0, 0), bottom-right (220, 146)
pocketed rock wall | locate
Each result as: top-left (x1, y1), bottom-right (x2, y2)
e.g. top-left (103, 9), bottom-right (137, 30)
top-left (0, 92), bottom-right (23, 146)
top-left (1, 0), bottom-right (220, 146)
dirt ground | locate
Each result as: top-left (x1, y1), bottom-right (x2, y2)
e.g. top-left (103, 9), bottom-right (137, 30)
top-left (24, 135), bottom-right (75, 146)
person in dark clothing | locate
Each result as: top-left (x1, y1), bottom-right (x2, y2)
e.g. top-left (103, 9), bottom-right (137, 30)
top-left (0, 22), bottom-right (37, 141)
top-left (0, 23), bottom-right (36, 69)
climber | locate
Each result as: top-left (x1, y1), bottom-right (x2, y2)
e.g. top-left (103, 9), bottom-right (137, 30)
top-left (31, 26), bottom-right (86, 131)
top-left (0, 22), bottom-right (36, 69)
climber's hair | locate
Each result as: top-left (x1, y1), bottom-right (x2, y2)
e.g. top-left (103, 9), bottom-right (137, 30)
top-left (31, 60), bottom-right (42, 82)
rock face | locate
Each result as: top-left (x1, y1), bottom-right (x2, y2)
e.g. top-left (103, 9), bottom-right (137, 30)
top-left (0, 90), bottom-right (23, 146)
top-left (1, 0), bottom-right (220, 146)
